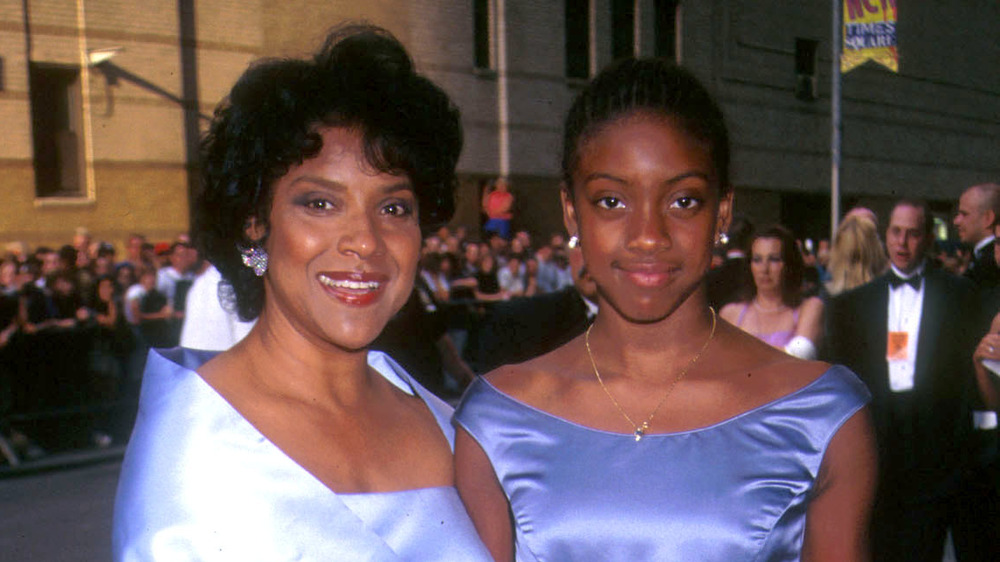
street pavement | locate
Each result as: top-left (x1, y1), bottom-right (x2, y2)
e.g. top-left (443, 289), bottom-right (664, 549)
top-left (0, 459), bottom-right (120, 561)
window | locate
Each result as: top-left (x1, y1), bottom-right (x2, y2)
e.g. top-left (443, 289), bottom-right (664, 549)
top-left (29, 63), bottom-right (84, 198)
top-left (654, 0), bottom-right (680, 60)
top-left (474, 0), bottom-right (494, 70)
top-left (611, 0), bottom-right (635, 60)
top-left (565, 0), bottom-right (589, 79)
top-left (794, 38), bottom-right (819, 101)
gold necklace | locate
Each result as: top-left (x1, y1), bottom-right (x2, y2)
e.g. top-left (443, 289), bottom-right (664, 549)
top-left (585, 307), bottom-right (717, 442)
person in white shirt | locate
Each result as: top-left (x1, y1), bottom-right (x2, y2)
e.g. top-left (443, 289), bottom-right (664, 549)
top-left (179, 264), bottom-right (254, 351)
top-left (155, 242), bottom-right (195, 306)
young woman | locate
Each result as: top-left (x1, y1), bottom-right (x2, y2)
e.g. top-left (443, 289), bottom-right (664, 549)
top-left (113, 26), bottom-right (490, 560)
top-left (455, 58), bottom-right (876, 561)
top-left (720, 225), bottom-right (825, 359)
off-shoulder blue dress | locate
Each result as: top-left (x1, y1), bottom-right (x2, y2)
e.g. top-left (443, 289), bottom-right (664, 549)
top-left (455, 365), bottom-right (870, 561)
top-left (113, 348), bottom-right (490, 561)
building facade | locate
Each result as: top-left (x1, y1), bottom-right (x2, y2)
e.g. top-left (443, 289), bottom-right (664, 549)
top-left (1, 0), bottom-right (997, 251)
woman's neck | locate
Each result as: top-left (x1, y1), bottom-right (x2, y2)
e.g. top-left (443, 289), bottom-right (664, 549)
top-left (754, 290), bottom-right (785, 311)
top-left (589, 294), bottom-right (716, 381)
top-left (235, 310), bottom-right (379, 408)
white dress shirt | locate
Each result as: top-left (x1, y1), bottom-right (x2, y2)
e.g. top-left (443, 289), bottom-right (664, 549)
top-left (886, 262), bottom-right (925, 392)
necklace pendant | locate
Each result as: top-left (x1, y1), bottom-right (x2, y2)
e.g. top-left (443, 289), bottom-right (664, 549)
top-left (634, 427), bottom-right (646, 441)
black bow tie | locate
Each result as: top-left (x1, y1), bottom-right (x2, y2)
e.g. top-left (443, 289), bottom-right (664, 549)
top-left (888, 271), bottom-right (922, 290)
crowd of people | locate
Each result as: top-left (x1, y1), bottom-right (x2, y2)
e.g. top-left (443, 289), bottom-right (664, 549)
top-left (708, 187), bottom-right (1000, 561)
top-left (0, 229), bottom-right (205, 460)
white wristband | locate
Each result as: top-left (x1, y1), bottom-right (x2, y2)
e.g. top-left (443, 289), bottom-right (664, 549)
top-left (784, 335), bottom-right (817, 360)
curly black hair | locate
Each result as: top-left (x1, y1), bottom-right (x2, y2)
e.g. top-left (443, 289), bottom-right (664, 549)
top-left (196, 24), bottom-right (463, 321)
top-left (561, 57), bottom-right (730, 195)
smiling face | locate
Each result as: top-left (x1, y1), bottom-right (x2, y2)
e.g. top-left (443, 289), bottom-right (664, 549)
top-left (253, 126), bottom-right (421, 352)
top-left (750, 237), bottom-right (785, 294)
top-left (562, 112), bottom-right (731, 323)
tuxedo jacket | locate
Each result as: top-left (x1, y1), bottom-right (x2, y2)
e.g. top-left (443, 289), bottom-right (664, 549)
top-left (825, 267), bottom-right (977, 501)
top-left (966, 240), bottom-right (1000, 289)
top-left (472, 287), bottom-right (591, 374)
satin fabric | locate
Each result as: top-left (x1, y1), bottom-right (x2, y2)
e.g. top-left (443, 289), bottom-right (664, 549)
top-left (113, 348), bottom-right (490, 561)
top-left (455, 365), bottom-right (870, 561)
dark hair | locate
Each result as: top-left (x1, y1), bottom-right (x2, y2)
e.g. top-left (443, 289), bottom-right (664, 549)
top-left (891, 198), bottom-right (934, 239)
top-left (726, 216), bottom-right (755, 255)
top-left (58, 245), bottom-right (78, 268)
top-left (561, 57), bottom-right (730, 194)
top-left (749, 225), bottom-right (805, 308)
top-left (96, 243), bottom-right (116, 258)
top-left (196, 24), bottom-right (463, 321)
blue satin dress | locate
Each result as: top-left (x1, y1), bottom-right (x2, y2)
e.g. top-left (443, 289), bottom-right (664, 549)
top-left (113, 348), bottom-right (490, 561)
top-left (455, 365), bottom-right (870, 561)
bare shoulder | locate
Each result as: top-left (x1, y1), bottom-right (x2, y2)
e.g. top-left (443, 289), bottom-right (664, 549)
top-left (709, 323), bottom-right (832, 407)
top-left (800, 296), bottom-right (825, 314)
top-left (718, 301), bottom-right (744, 324)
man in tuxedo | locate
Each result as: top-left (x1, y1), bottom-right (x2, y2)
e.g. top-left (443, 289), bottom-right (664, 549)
top-left (826, 199), bottom-right (979, 562)
top-left (954, 183), bottom-right (1000, 289)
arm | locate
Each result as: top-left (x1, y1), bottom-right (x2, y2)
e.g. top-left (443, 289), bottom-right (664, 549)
top-left (801, 407), bottom-right (877, 562)
top-left (18, 295), bottom-right (53, 334)
top-left (785, 297), bottom-right (824, 359)
top-left (454, 427), bottom-right (514, 562)
top-left (972, 311), bottom-right (1000, 410)
top-left (481, 184), bottom-right (493, 213)
top-left (139, 304), bottom-right (174, 321)
top-left (795, 297), bottom-right (824, 345)
top-left (435, 333), bottom-right (476, 388)
top-left (474, 289), bottom-right (508, 302)
top-left (95, 300), bottom-right (118, 328)
top-left (127, 297), bottom-right (142, 325)
top-left (523, 276), bottom-right (538, 298)
top-left (0, 317), bottom-right (16, 348)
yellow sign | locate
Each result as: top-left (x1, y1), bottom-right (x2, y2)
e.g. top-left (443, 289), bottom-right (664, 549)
top-left (842, 0), bottom-right (898, 73)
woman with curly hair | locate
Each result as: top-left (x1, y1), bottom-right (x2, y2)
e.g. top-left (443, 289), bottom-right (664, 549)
top-left (113, 26), bottom-right (490, 560)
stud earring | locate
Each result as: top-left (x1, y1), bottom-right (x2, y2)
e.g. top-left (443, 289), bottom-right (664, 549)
top-left (568, 235), bottom-right (580, 249)
top-left (239, 244), bottom-right (268, 277)
top-left (717, 232), bottom-right (730, 246)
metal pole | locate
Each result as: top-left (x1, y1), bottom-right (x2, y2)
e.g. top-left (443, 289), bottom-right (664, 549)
top-left (830, 0), bottom-right (842, 240)
top-left (496, 0), bottom-right (509, 178)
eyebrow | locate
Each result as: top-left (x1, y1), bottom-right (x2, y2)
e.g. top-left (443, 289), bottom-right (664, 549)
top-left (290, 175), bottom-right (413, 194)
top-left (581, 171), bottom-right (711, 186)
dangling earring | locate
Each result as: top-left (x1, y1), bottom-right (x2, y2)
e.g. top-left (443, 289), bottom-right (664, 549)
top-left (717, 232), bottom-right (730, 246)
top-left (568, 235), bottom-right (580, 249)
top-left (239, 244), bottom-right (268, 277)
